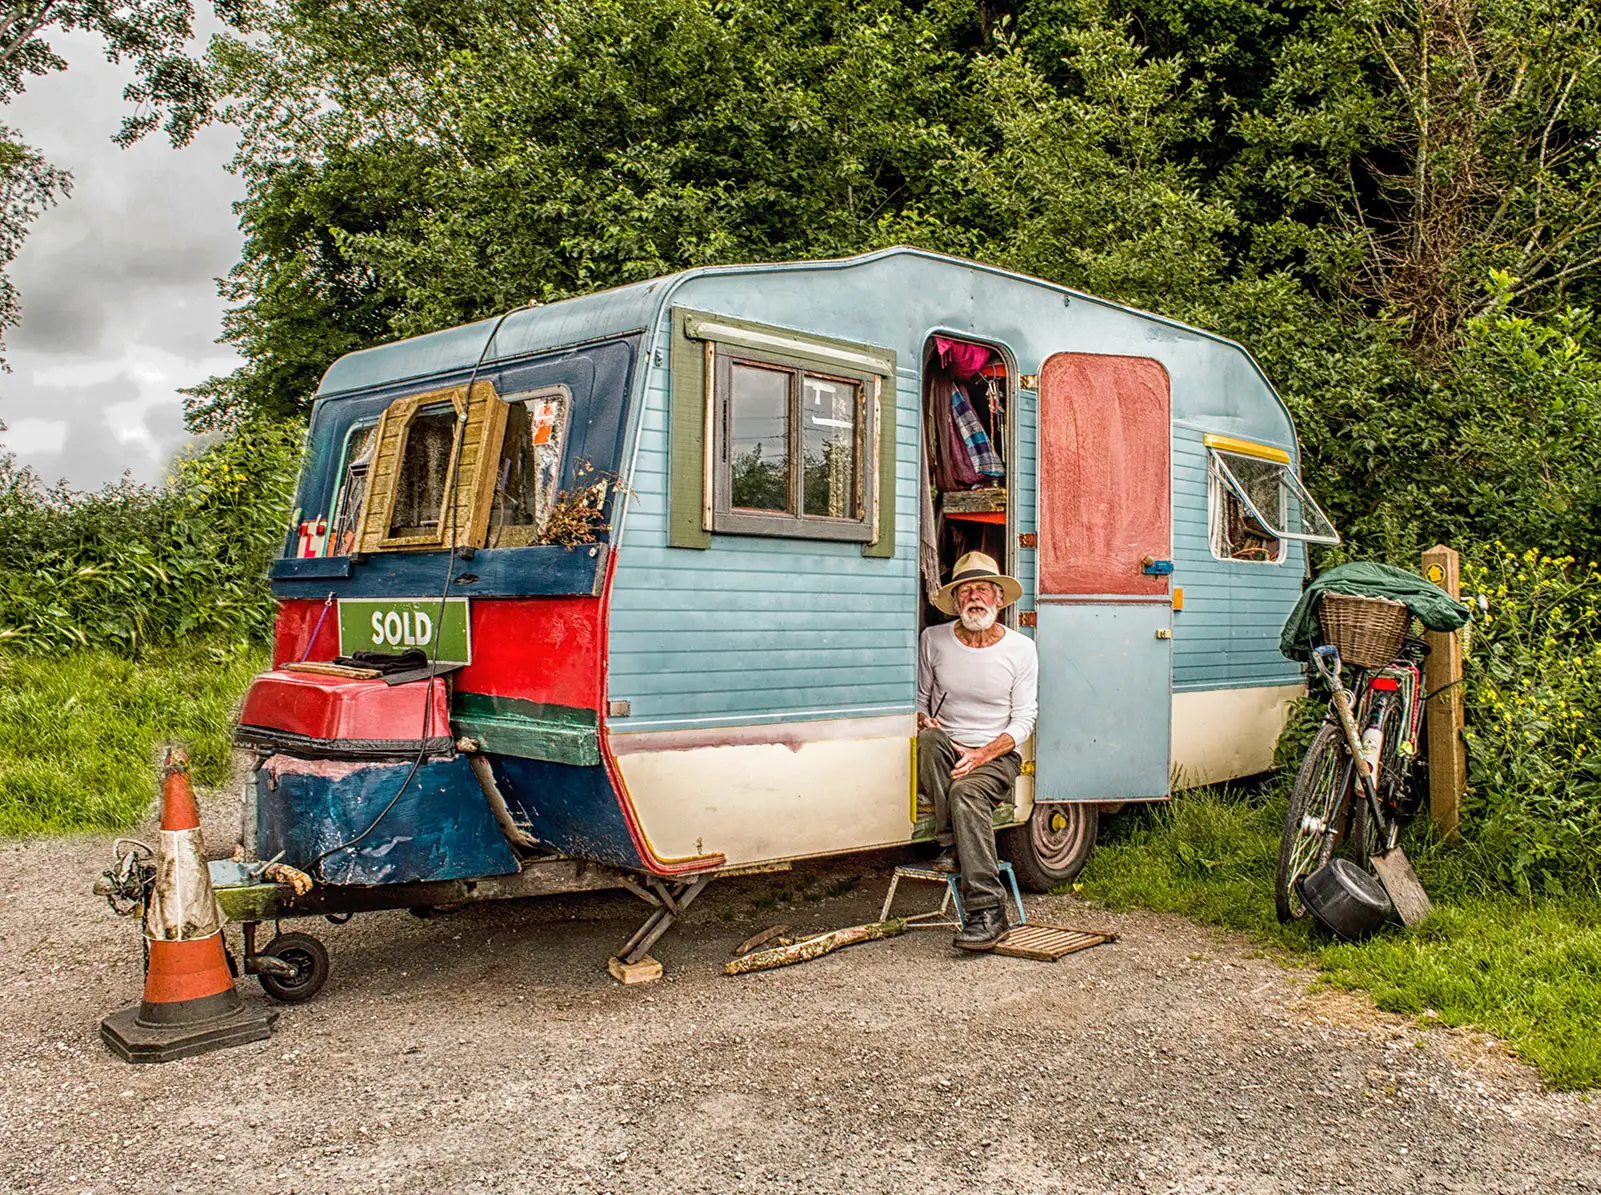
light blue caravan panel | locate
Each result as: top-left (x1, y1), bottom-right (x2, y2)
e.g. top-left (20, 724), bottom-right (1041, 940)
top-left (605, 249), bottom-right (1307, 744)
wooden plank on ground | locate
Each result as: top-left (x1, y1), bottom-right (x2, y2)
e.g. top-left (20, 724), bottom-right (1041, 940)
top-left (1372, 847), bottom-right (1432, 928)
top-left (992, 923), bottom-right (1117, 962)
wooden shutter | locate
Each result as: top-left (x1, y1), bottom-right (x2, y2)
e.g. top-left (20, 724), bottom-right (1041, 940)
top-left (452, 380), bottom-right (509, 548)
top-left (353, 380), bottom-right (510, 554)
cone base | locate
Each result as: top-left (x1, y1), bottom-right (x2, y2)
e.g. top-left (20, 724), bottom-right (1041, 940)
top-left (100, 999), bottom-right (278, 1064)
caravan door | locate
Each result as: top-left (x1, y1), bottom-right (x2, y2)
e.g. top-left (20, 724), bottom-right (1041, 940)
top-left (1033, 354), bottom-right (1173, 800)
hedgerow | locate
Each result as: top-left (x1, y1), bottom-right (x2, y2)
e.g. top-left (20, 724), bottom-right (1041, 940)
top-left (1461, 548), bottom-right (1601, 897)
top-left (0, 419), bottom-right (301, 654)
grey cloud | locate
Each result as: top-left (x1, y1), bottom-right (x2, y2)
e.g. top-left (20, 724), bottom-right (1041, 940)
top-left (9, 373), bottom-right (183, 490)
top-left (0, 26), bottom-right (244, 487)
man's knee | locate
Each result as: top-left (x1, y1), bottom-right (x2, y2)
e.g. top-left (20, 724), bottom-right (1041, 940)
top-left (950, 777), bottom-right (994, 809)
top-left (917, 726), bottom-right (950, 752)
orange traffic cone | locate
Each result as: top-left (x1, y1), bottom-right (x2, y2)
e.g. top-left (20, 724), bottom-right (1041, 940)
top-left (101, 750), bottom-right (277, 1062)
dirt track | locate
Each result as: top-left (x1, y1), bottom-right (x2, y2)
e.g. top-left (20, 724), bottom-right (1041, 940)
top-left (2, 803), bottom-right (1599, 1195)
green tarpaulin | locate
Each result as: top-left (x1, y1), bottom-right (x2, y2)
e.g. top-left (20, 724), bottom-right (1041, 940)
top-left (1279, 561), bottom-right (1473, 662)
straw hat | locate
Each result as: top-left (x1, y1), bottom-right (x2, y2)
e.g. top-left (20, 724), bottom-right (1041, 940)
top-left (933, 551), bottom-right (1023, 616)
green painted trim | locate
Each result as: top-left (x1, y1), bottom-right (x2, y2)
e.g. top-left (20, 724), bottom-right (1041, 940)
top-left (681, 311), bottom-right (896, 376)
top-left (217, 884), bottom-right (283, 923)
top-left (910, 805), bottom-right (1018, 841)
top-left (451, 692), bottom-right (600, 766)
top-left (668, 309), bottom-right (712, 549)
top-left (864, 377), bottom-right (897, 559)
top-left (669, 307), bottom-right (898, 555)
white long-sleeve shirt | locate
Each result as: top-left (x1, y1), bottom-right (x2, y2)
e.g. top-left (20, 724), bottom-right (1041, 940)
top-left (917, 622), bottom-right (1039, 749)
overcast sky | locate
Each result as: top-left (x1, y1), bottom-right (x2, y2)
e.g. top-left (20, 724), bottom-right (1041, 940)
top-left (0, 28), bottom-right (244, 489)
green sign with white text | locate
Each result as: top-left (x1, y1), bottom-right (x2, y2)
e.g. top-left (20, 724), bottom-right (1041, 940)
top-left (337, 598), bottom-right (472, 665)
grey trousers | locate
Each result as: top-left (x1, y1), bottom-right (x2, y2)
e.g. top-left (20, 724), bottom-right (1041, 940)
top-left (917, 727), bottom-right (1021, 912)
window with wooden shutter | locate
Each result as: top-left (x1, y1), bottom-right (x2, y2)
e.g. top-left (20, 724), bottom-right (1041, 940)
top-left (354, 380), bottom-right (510, 553)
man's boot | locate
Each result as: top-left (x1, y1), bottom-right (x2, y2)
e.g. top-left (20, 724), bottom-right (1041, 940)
top-left (952, 904), bottom-right (1008, 951)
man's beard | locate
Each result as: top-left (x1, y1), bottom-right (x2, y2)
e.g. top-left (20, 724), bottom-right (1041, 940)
top-left (959, 606), bottom-right (998, 633)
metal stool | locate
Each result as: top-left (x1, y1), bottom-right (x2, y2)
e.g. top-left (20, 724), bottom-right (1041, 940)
top-left (879, 860), bottom-right (1027, 928)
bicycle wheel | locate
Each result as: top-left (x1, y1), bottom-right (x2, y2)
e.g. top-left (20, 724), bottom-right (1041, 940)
top-left (1275, 720), bottom-right (1356, 923)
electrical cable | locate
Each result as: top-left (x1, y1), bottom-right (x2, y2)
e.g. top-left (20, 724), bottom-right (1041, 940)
top-left (311, 304), bottom-right (532, 875)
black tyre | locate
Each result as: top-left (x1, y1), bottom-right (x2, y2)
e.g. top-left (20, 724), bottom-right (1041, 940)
top-left (1275, 721), bottom-right (1357, 923)
top-left (1000, 802), bottom-right (1099, 892)
top-left (256, 932), bottom-right (330, 1004)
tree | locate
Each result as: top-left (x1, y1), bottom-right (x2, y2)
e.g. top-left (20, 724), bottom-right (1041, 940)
top-left (199, 0), bottom-right (1601, 561)
top-left (1229, 0), bottom-right (1601, 356)
top-left (0, 0), bottom-right (241, 366)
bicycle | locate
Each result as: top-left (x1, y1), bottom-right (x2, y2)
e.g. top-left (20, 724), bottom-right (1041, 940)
top-left (1274, 629), bottom-right (1429, 924)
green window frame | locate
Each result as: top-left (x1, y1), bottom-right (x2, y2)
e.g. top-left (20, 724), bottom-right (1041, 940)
top-left (668, 308), bottom-right (897, 555)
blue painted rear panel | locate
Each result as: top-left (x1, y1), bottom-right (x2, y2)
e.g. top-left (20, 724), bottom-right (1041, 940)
top-left (493, 757), bottom-right (645, 870)
top-left (257, 756), bottom-right (520, 886)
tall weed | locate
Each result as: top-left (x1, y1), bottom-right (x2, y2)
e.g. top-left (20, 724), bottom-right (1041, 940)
top-left (0, 419), bottom-right (301, 653)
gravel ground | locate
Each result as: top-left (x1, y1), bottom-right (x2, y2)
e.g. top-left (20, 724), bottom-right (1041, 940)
top-left (2, 802), bottom-right (1599, 1195)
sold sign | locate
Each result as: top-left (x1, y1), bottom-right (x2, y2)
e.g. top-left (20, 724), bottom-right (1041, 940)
top-left (336, 598), bottom-right (471, 665)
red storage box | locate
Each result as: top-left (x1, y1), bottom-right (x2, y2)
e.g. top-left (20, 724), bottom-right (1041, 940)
top-left (237, 670), bottom-right (452, 758)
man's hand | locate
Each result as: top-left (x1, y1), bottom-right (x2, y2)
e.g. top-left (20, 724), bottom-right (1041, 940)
top-left (916, 711), bottom-right (942, 731)
top-left (951, 744), bottom-right (988, 779)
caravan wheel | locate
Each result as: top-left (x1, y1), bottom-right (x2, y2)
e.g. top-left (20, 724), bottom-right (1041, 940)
top-left (1000, 803), bottom-right (1099, 892)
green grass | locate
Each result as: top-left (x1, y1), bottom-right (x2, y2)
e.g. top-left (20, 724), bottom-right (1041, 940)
top-left (1078, 789), bottom-right (1601, 1091)
top-left (0, 641), bottom-right (268, 835)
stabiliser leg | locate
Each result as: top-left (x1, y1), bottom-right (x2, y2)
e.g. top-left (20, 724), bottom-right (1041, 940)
top-left (608, 875), bottom-right (713, 983)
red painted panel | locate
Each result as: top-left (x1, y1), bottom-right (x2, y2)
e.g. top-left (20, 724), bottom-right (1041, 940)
top-left (274, 599), bottom-right (339, 666)
top-left (240, 672), bottom-right (449, 741)
top-left (457, 598), bottom-right (602, 708)
top-left (272, 596), bottom-right (602, 711)
top-left (1037, 353), bottom-right (1172, 596)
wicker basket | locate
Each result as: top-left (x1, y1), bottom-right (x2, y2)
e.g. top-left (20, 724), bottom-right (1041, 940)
top-left (1317, 593), bottom-right (1411, 669)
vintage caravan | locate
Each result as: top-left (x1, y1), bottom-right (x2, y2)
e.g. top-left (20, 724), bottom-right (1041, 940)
top-left (234, 247), bottom-right (1337, 983)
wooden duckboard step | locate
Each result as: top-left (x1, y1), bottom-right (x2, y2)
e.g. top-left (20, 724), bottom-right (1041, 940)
top-left (993, 923), bottom-right (1117, 962)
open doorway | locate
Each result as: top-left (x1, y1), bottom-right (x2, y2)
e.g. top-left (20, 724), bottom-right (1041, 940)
top-left (918, 334), bottom-right (1013, 635)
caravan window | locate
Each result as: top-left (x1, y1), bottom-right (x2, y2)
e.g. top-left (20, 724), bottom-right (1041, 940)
top-left (711, 346), bottom-right (874, 542)
top-left (353, 380), bottom-right (511, 554)
top-left (1206, 436), bottom-right (1338, 562)
top-left (324, 421), bottom-right (378, 556)
top-left (487, 387), bottom-right (571, 547)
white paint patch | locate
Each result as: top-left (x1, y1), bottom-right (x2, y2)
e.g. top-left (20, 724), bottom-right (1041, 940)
top-left (1172, 684), bottom-right (1304, 788)
top-left (614, 716), bottom-right (915, 866)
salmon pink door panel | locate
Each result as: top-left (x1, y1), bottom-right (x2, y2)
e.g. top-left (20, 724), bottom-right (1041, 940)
top-left (1034, 353), bottom-right (1174, 802)
top-left (1037, 354), bottom-right (1172, 596)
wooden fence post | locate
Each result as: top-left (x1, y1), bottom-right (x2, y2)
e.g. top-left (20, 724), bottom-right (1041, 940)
top-left (1422, 545), bottom-right (1466, 839)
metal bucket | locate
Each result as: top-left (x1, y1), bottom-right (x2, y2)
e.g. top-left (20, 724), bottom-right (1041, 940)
top-left (1297, 858), bottom-right (1391, 940)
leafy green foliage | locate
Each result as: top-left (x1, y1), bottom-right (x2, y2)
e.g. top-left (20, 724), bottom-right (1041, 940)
top-left (0, 420), bottom-right (301, 653)
top-left (0, 640), bottom-right (265, 834)
top-left (1460, 547), bottom-right (1601, 896)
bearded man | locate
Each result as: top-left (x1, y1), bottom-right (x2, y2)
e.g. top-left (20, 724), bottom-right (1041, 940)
top-left (916, 551), bottom-right (1040, 950)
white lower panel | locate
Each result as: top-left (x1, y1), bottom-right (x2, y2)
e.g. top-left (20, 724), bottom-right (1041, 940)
top-left (612, 715), bottom-right (915, 866)
top-left (1171, 684), bottom-right (1304, 788)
